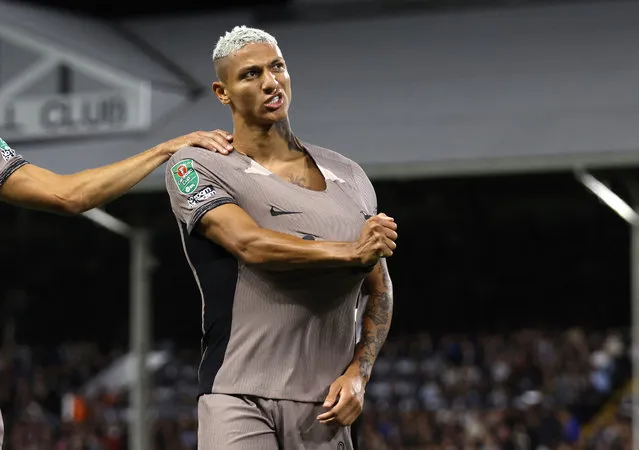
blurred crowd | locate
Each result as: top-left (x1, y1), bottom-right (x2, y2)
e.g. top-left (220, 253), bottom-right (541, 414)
top-left (0, 342), bottom-right (201, 450)
top-left (359, 328), bottom-right (631, 450)
top-left (0, 327), bottom-right (631, 450)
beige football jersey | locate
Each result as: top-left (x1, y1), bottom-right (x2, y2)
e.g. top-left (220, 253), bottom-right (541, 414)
top-left (166, 142), bottom-right (377, 402)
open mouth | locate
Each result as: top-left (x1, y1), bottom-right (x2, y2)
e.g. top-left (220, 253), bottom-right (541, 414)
top-left (265, 93), bottom-right (284, 110)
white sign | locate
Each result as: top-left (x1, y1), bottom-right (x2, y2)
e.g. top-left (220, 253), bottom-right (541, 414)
top-left (0, 90), bottom-right (148, 140)
top-left (0, 25), bottom-right (151, 143)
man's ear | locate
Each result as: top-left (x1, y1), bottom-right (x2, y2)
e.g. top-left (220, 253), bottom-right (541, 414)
top-left (212, 81), bottom-right (230, 104)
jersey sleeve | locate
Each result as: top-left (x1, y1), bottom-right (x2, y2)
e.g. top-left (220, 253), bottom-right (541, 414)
top-left (351, 162), bottom-right (378, 217)
top-left (165, 146), bottom-right (237, 234)
top-left (0, 137), bottom-right (29, 188)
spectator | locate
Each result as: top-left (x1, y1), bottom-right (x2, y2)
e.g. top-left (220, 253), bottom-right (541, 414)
top-left (0, 327), bottom-right (631, 450)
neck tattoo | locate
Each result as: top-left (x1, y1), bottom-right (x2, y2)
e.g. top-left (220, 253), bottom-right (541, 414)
top-left (273, 120), bottom-right (304, 153)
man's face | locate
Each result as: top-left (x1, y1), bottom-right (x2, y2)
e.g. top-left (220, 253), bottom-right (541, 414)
top-left (214, 43), bottom-right (291, 125)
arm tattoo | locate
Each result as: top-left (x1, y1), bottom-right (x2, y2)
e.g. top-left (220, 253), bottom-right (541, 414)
top-left (354, 263), bottom-right (393, 382)
top-left (273, 119), bottom-right (304, 153)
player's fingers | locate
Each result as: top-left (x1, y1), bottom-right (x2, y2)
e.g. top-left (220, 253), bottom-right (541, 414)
top-left (190, 139), bottom-right (217, 152)
top-left (369, 222), bottom-right (396, 240)
top-left (211, 131), bottom-right (235, 152)
top-left (212, 129), bottom-right (233, 141)
top-left (210, 131), bottom-right (233, 146)
top-left (318, 399), bottom-right (347, 424)
top-left (185, 135), bottom-right (226, 154)
top-left (197, 130), bottom-right (232, 141)
top-left (375, 218), bottom-right (397, 231)
top-left (369, 215), bottom-right (394, 225)
top-left (377, 241), bottom-right (394, 258)
top-left (322, 383), bottom-right (342, 409)
top-left (366, 217), bottom-right (390, 231)
top-left (334, 400), bottom-right (359, 426)
top-left (383, 221), bottom-right (398, 232)
top-left (383, 228), bottom-right (398, 240)
top-left (333, 391), bottom-right (354, 415)
top-left (318, 416), bottom-right (337, 424)
top-left (319, 388), bottom-right (351, 422)
top-left (317, 409), bottom-right (337, 422)
top-left (383, 238), bottom-right (396, 251)
top-left (194, 131), bottom-right (234, 153)
top-left (207, 134), bottom-right (235, 154)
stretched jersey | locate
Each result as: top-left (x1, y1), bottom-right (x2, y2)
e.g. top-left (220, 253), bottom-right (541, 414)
top-left (0, 138), bottom-right (28, 188)
top-left (166, 142), bottom-right (377, 402)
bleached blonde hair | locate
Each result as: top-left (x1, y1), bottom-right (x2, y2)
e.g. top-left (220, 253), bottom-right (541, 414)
top-left (212, 25), bottom-right (278, 62)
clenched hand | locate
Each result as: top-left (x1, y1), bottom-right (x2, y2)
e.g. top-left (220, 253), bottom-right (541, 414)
top-left (353, 213), bottom-right (398, 266)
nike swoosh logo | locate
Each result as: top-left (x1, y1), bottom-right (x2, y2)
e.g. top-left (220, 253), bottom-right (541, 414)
top-left (270, 206), bottom-right (303, 216)
top-left (297, 231), bottom-right (321, 240)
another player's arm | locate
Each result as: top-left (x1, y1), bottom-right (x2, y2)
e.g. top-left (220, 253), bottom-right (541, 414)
top-left (0, 131), bottom-right (233, 214)
top-left (1, 150), bottom-right (168, 214)
top-left (197, 204), bottom-right (396, 270)
top-left (348, 259), bottom-right (393, 384)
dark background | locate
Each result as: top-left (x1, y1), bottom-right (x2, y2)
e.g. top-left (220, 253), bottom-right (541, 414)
top-left (1, 170), bottom-right (635, 347)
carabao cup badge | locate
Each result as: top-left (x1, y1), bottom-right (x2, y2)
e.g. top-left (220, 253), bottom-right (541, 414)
top-left (171, 159), bottom-right (200, 194)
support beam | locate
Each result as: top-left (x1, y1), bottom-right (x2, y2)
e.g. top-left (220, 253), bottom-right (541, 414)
top-left (576, 170), bottom-right (638, 449)
top-left (81, 208), bottom-right (151, 450)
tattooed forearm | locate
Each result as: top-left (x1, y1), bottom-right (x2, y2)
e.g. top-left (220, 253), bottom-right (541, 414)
top-left (355, 330), bottom-right (376, 381)
top-left (355, 326), bottom-right (389, 382)
top-left (273, 119), bottom-right (303, 152)
top-left (365, 291), bottom-right (392, 326)
top-left (353, 262), bottom-right (393, 382)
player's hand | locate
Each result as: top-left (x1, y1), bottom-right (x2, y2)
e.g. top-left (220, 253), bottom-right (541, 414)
top-left (317, 368), bottom-right (365, 426)
top-left (157, 130), bottom-right (234, 155)
top-left (353, 213), bottom-right (398, 266)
